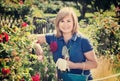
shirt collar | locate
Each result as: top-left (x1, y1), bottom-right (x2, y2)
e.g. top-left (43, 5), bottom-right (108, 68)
top-left (72, 33), bottom-right (78, 41)
top-left (58, 33), bottom-right (78, 41)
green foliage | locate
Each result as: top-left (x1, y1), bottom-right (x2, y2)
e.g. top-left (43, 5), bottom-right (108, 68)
top-left (0, 1), bottom-right (57, 81)
top-left (35, 19), bottom-right (47, 25)
top-left (0, 20), bottom-right (34, 81)
top-left (0, 0), bottom-right (33, 19)
top-left (0, 18), bottom-right (57, 81)
top-left (92, 12), bottom-right (120, 55)
top-left (33, 0), bottom-right (62, 14)
top-left (33, 18), bottom-right (48, 34)
top-left (44, 5), bottom-right (60, 14)
top-left (87, 13), bottom-right (120, 78)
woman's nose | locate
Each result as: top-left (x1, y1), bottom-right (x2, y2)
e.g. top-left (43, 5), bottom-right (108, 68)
top-left (63, 22), bottom-right (68, 25)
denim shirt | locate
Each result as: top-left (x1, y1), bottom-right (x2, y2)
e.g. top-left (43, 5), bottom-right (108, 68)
top-left (45, 33), bottom-right (93, 80)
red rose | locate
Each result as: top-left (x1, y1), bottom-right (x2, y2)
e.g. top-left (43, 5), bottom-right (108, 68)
top-left (2, 32), bottom-right (9, 42)
top-left (0, 32), bottom-right (9, 43)
top-left (32, 73), bottom-right (40, 81)
top-left (21, 22), bottom-right (28, 27)
top-left (50, 41), bottom-right (58, 52)
top-left (2, 68), bottom-right (10, 75)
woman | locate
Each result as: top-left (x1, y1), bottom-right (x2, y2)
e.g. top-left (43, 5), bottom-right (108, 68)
top-left (35, 7), bottom-right (98, 81)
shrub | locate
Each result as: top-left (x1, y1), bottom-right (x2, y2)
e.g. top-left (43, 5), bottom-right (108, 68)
top-left (0, 21), bottom-right (35, 81)
top-left (0, 17), bottom-right (57, 81)
top-left (92, 12), bottom-right (120, 55)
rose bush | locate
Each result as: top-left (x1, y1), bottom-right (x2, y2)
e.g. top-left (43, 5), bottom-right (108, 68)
top-left (0, 0), bottom-right (57, 81)
top-left (0, 18), bottom-right (57, 81)
top-left (0, 21), bottom-right (38, 81)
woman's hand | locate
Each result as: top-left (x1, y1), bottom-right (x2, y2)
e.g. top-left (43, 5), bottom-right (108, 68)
top-left (37, 55), bottom-right (44, 62)
top-left (56, 58), bottom-right (69, 71)
top-left (33, 43), bottom-right (44, 61)
top-left (36, 34), bottom-right (46, 44)
top-left (56, 58), bottom-right (80, 71)
top-left (34, 43), bottom-right (43, 55)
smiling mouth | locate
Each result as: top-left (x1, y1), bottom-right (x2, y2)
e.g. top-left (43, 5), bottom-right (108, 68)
top-left (63, 26), bottom-right (69, 29)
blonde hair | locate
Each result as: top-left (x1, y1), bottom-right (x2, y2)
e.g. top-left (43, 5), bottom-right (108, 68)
top-left (54, 7), bottom-right (79, 37)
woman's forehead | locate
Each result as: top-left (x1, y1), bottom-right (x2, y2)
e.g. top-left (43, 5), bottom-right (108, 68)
top-left (60, 13), bottom-right (72, 20)
top-left (61, 14), bottom-right (73, 20)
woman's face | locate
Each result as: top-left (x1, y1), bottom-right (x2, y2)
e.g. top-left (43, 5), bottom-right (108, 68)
top-left (58, 15), bottom-right (74, 34)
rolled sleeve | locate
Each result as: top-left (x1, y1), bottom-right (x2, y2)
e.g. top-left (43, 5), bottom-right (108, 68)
top-left (45, 33), bottom-right (55, 45)
top-left (81, 38), bottom-right (93, 53)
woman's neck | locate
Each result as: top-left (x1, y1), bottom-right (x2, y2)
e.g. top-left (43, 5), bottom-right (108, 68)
top-left (63, 33), bottom-right (72, 43)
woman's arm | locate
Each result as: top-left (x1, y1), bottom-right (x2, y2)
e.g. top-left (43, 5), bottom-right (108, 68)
top-left (29, 34), bottom-right (46, 44)
top-left (34, 43), bottom-right (43, 55)
top-left (34, 43), bottom-right (44, 61)
top-left (68, 50), bottom-right (98, 70)
top-left (31, 34), bottom-right (46, 61)
top-left (36, 34), bottom-right (46, 44)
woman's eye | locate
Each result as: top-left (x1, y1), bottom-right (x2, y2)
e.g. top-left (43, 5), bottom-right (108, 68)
top-left (67, 20), bottom-right (71, 22)
top-left (60, 20), bottom-right (64, 23)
